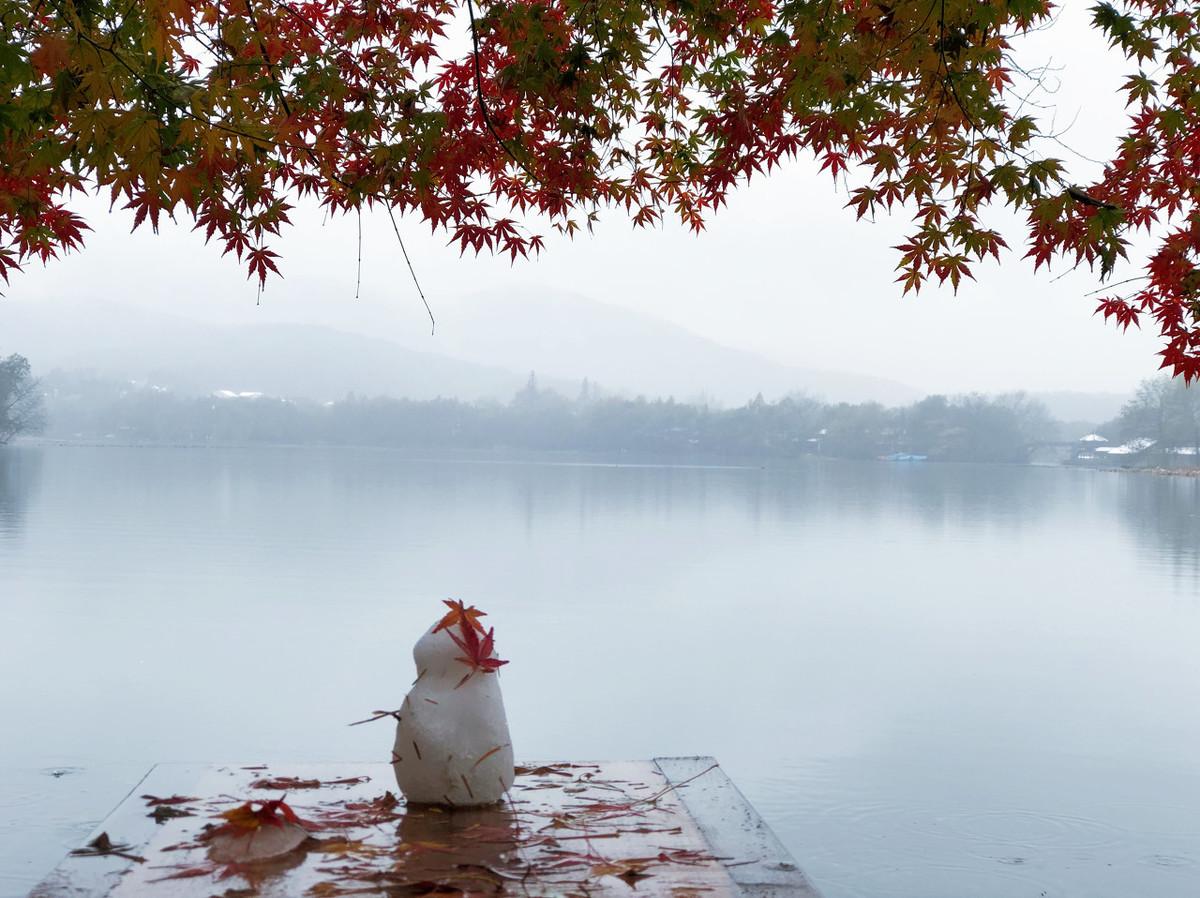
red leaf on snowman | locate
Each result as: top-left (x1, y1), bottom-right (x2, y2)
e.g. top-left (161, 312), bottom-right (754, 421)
top-left (449, 619), bottom-right (508, 687)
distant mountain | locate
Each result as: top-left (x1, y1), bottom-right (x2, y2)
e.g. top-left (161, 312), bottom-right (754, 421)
top-left (385, 290), bottom-right (920, 405)
top-left (1, 292), bottom-right (921, 405)
top-left (0, 298), bottom-right (548, 401)
top-left (2, 294), bottom-right (1136, 413)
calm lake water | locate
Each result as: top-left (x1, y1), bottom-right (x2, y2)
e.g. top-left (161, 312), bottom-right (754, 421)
top-left (2, 444), bottom-right (1199, 898)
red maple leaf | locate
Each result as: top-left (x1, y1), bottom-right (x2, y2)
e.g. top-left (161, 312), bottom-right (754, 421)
top-left (447, 618), bottom-right (508, 687)
top-left (208, 799), bottom-right (314, 837)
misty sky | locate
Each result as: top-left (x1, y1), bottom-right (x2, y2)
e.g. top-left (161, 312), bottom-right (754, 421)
top-left (7, 6), bottom-right (1170, 396)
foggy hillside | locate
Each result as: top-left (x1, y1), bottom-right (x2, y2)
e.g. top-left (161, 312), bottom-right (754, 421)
top-left (0, 298), bottom-right (553, 401)
top-left (383, 290), bottom-right (922, 405)
top-left (0, 293), bottom-right (920, 404)
top-left (0, 294), bottom-right (1136, 415)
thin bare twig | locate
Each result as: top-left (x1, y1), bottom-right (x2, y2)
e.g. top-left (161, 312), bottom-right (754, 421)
top-left (387, 206), bottom-right (435, 335)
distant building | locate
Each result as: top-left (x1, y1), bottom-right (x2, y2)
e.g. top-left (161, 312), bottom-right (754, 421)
top-left (1070, 437), bottom-right (1159, 466)
top-left (1095, 437), bottom-right (1157, 457)
top-left (1074, 434), bottom-right (1164, 466)
top-left (1074, 433), bottom-right (1110, 463)
top-left (213, 390), bottom-right (265, 400)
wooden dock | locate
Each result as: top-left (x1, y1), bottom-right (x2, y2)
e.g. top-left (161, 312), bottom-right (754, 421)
top-left (30, 757), bottom-right (821, 898)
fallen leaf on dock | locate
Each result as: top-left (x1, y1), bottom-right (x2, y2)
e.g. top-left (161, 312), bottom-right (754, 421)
top-left (149, 805), bottom-right (195, 823)
top-left (309, 839), bottom-right (390, 859)
top-left (312, 792), bottom-right (404, 830)
top-left (142, 794), bottom-right (200, 806)
top-left (147, 865), bottom-right (213, 882)
top-left (250, 775), bottom-right (370, 790)
top-left (515, 764), bottom-right (572, 777)
top-left (70, 832), bottom-right (146, 863)
top-left (591, 861), bottom-right (655, 885)
top-left (251, 776), bottom-right (322, 790)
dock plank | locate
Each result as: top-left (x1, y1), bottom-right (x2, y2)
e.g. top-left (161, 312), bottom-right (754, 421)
top-left (30, 760), bottom-right (818, 898)
top-left (654, 757), bottom-right (822, 898)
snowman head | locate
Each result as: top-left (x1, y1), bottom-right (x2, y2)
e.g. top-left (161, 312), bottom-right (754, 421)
top-left (413, 600), bottom-right (509, 688)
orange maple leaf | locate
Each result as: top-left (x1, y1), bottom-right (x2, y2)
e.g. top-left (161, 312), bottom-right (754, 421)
top-left (433, 599), bottom-right (487, 634)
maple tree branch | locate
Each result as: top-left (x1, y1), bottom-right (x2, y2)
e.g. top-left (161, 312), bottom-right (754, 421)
top-left (238, 0), bottom-right (368, 201)
top-left (464, 0), bottom-right (537, 180)
top-left (48, 2), bottom-right (434, 309)
top-left (1083, 275), bottom-right (1148, 296)
top-left (50, 0), bottom-right (375, 210)
top-left (243, 0), bottom-right (294, 119)
top-left (855, 0), bottom-right (940, 80)
top-left (52, 4), bottom-right (270, 149)
top-left (936, 0), bottom-right (981, 136)
top-left (269, 0), bottom-right (372, 85)
top-left (1067, 185), bottom-right (1119, 210)
top-left (21, 0), bottom-right (48, 33)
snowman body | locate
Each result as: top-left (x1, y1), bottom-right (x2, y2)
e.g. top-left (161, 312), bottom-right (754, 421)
top-left (392, 619), bottom-right (514, 806)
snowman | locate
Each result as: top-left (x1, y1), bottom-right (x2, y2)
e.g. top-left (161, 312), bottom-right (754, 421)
top-left (392, 600), bottom-right (515, 806)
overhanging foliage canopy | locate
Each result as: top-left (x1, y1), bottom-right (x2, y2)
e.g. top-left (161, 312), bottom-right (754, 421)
top-left (3, 1), bottom-right (1200, 376)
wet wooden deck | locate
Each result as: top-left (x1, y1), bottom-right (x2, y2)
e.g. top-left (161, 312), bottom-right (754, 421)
top-left (30, 758), bottom-right (821, 898)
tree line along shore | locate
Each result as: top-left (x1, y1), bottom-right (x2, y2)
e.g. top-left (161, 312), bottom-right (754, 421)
top-left (1, 360), bottom-right (1193, 469)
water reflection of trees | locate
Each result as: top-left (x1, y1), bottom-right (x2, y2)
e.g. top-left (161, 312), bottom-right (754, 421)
top-left (323, 452), bottom-right (1061, 536)
top-left (0, 447), bottom-right (41, 538)
top-left (182, 449), bottom-right (1065, 546)
top-left (1116, 473), bottom-right (1200, 580)
top-left (756, 459), bottom-right (1059, 532)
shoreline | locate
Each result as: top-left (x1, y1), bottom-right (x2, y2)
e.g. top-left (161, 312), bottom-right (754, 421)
top-left (9, 438), bottom-right (1200, 476)
top-left (1101, 465), bottom-right (1200, 478)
